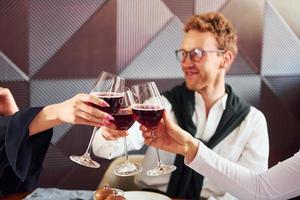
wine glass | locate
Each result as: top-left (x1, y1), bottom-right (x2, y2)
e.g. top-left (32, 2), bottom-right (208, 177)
top-left (113, 88), bottom-right (143, 176)
top-left (131, 82), bottom-right (176, 176)
top-left (70, 71), bottom-right (125, 168)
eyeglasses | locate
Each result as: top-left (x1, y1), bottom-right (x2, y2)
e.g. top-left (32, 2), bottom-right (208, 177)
top-left (175, 48), bottom-right (226, 63)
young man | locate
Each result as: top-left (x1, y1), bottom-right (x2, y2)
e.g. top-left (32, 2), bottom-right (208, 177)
top-left (93, 12), bottom-right (269, 199)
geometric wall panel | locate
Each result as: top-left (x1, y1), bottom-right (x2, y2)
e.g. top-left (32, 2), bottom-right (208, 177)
top-left (0, 1), bottom-right (19, 19)
top-left (226, 75), bottom-right (262, 108)
top-left (264, 76), bottom-right (300, 122)
top-left (270, 0), bottom-right (300, 39)
top-left (30, 79), bottom-right (96, 144)
top-left (39, 126), bottom-right (111, 190)
top-left (117, 0), bottom-right (173, 72)
top-left (52, 124), bottom-right (73, 145)
top-left (265, 76), bottom-right (300, 98)
top-left (31, 0), bottom-right (117, 79)
top-left (42, 145), bottom-right (73, 169)
top-left (229, 53), bottom-right (258, 74)
top-left (222, 0), bottom-right (264, 72)
top-left (0, 0), bottom-right (26, 29)
top-left (120, 17), bottom-right (184, 79)
top-left (0, 81), bottom-right (29, 110)
top-left (260, 80), bottom-right (300, 167)
top-left (195, 0), bottom-right (228, 14)
top-left (0, 51), bottom-right (29, 82)
top-left (0, 1), bottom-right (28, 74)
top-left (261, 1), bottom-right (300, 76)
top-left (28, 0), bottom-right (107, 77)
top-left (162, 0), bottom-right (194, 23)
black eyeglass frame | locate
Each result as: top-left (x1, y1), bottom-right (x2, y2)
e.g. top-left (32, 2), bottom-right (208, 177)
top-left (175, 48), bottom-right (226, 63)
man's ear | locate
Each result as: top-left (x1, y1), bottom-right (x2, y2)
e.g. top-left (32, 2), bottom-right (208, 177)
top-left (221, 50), bottom-right (234, 72)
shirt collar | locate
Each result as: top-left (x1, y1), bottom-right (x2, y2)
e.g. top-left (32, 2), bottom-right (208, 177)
top-left (195, 92), bottom-right (228, 111)
top-left (221, 93), bottom-right (228, 110)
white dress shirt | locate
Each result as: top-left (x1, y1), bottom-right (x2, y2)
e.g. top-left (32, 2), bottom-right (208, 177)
top-left (92, 92), bottom-right (269, 199)
top-left (187, 143), bottom-right (300, 200)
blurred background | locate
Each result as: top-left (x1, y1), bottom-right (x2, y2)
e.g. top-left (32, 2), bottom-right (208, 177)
top-left (0, 0), bottom-right (299, 190)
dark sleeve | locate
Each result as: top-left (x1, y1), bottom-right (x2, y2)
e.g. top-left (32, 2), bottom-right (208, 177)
top-left (0, 107), bottom-right (53, 194)
top-left (0, 116), bottom-right (10, 173)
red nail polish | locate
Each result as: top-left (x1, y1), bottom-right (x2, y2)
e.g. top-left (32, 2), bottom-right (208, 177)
top-left (101, 101), bottom-right (110, 107)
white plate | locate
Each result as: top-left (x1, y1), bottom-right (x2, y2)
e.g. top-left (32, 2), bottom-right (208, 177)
top-left (124, 191), bottom-right (171, 200)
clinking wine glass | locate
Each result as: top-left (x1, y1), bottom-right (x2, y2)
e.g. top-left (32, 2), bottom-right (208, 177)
top-left (131, 82), bottom-right (177, 176)
top-left (112, 88), bottom-right (143, 176)
top-left (70, 71), bottom-right (125, 168)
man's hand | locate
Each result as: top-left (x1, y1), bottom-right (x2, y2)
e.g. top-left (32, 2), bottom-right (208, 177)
top-left (0, 87), bottom-right (19, 116)
top-left (101, 126), bottom-right (128, 140)
top-left (141, 112), bottom-right (199, 162)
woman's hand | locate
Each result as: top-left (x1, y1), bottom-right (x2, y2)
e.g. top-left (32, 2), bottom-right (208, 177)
top-left (0, 87), bottom-right (19, 116)
top-left (55, 93), bottom-right (115, 127)
top-left (141, 112), bottom-right (199, 161)
top-left (29, 93), bottom-right (116, 135)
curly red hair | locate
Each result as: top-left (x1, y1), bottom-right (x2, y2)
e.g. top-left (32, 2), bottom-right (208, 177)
top-left (184, 12), bottom-right (238, 55)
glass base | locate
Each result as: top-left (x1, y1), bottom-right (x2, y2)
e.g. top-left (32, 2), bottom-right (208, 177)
top-left (113, 161), bottom-right (143, 176)
top-left (70, 154), bottom-right (100, 168)
top-left (146, 163), bottom-right (176, 176)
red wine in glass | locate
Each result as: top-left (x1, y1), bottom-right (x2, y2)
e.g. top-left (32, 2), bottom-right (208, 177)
top-left (132, 104), bottom-right (164, 128)
top-left (131, 81), bottom-right (176, 176)
top-left (111, 110), bottom-right (134, 131)
top-left (91, 92), bottom-right (123, 115)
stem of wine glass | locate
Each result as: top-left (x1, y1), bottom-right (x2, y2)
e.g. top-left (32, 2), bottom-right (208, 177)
top-left (151, 129), bottom-right (162, 165)
top-left (123, 136), bottom-right (128, 161)
top-left (155, 148), bottom-right (162, 166)
top-left (84, 126), bottom-right (99, 156)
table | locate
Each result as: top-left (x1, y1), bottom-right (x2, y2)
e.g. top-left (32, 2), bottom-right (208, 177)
top-left (2, 193), bottom-right (186, 200)
top-left (3, 195), bottom-right (185, 200)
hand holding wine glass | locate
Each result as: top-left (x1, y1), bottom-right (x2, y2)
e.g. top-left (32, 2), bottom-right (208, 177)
top-left (55, 93), bottom-right (115, 127)
top-left (131, 82), bottom-right (176, 176)
top-left (140, 112), bottom-right (199, 162)
top-left (70, 71), bottom-right (125, 168)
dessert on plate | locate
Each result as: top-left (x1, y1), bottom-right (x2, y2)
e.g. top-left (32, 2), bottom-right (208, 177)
top-left (94, 185), bottom-right (125, 200)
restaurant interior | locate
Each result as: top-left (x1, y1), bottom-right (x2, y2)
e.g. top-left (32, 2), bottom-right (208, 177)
top-left (0, 0), bottom-right (299, 199)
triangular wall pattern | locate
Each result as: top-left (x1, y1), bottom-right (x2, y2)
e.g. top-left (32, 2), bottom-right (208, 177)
top-left (0, 51), bottom-right (29, 82)
top-left (195, 0), bottom-right (228, 14)
top-left (120, 17), bottom-right (184, 79)
top-left (28, 0), bottom-right (107, 76)
top-left (117, 0), bottom-right (173, 72)
top-left (261, 1), bottom-right (300, 76)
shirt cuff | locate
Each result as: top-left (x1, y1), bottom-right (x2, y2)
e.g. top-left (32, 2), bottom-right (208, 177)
top-left (184, 141), bottom-right (207, 168)
top-left (92, 128), bottom-right (124, 160)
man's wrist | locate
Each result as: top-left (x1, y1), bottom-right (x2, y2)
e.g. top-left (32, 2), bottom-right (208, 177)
top-left (184, 137), bottom-right (199, 162)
